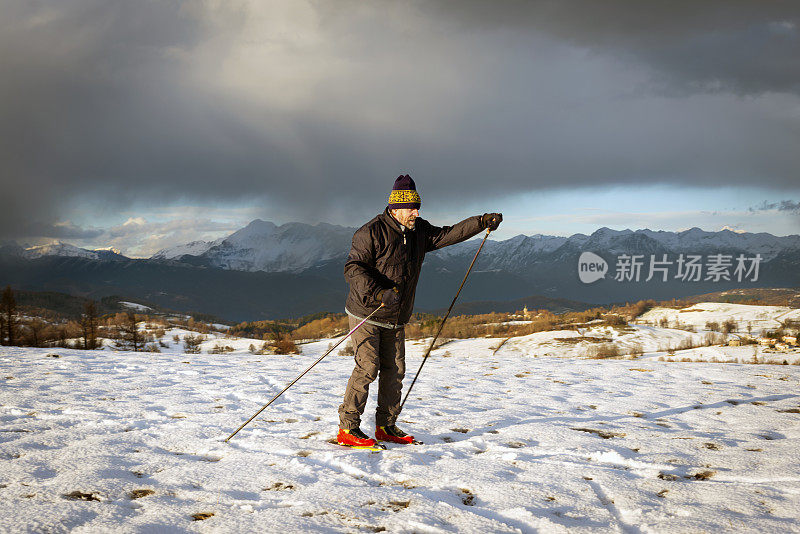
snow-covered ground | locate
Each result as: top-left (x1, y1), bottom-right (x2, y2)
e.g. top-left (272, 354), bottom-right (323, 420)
top-left (636, 302), bottom-right (800, 337)
top-left (119, 302), bottom-right (154, 313)
top-left (2, 322), bottom-right (800, 532)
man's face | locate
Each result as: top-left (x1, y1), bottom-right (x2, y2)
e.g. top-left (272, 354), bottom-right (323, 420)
top-left (391, 208), bottom-right (419, 229)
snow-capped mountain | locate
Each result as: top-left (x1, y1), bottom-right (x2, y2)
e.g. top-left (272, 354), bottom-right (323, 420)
top-left (13, 224), bottom-right (800, 276)
top-left (432, 233), bottom-right (568, 270)
top-left (2, 222), bottom-right (799, 320)
top-left (149, 221), bottom-right (800, 276)
top-left (151, 239), bottom-right (223, 260)
top-left (21, 242), bottom-right (127, 261)
top-left (153, 219), bottom-right (356, 273)
top-left (432, 226), bottom-right (800, 274)
top-left (547, 226), bottom-right (800, 262)
top-left (640, 227), bottom-right (800, 259)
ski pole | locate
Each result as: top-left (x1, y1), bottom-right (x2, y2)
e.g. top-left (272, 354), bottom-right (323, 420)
top-left (224, 303), bottom-right (385, 442)
top-left (400, 228), bottom-right (491, 411)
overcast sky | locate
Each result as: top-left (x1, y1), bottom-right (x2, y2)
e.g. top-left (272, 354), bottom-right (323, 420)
top-left (2, 1), bottom-right (799, 256)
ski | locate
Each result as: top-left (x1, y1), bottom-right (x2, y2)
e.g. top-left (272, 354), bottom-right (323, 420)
top-left (376, 438), bottom-right (424, 445)
top-left (327, 437), bottom-right (386, 451)
top-left (339, 443), bottom-right (386, 452)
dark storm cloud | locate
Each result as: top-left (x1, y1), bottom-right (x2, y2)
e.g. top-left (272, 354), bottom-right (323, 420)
top-left (16, 221), bottom-right (103, 240)
top-left (1, 1), bottom-right (799, 240)
top-left (750, 200), bottom-right (800, 212)
top-left (422, 0), bottom-right (800, 95)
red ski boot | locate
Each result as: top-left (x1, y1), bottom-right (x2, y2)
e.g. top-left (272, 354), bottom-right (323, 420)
top-left (375, 424), bottom-right (417, 444)
top-left (337, 428), bottom-right (384, 450)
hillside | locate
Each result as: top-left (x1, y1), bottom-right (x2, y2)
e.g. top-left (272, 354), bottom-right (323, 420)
top-left (682, 287), bottom-right (800, 308)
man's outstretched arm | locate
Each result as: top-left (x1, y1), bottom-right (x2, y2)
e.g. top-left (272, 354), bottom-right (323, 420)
top-left (424, 213), bottom-right (502, 251)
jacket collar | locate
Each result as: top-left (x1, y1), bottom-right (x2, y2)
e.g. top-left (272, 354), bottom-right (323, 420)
top-left (380, 208), bottom-right (406, 235)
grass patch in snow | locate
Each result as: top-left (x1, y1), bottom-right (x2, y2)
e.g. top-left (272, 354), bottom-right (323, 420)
top-left (63, 491), bottom-right (102, 502)
top-left (688, 470), bottom-right (716, 481)
top-left (571, 427), bottom-right (626, 439)
top-left (554, 336), bottom-right (613, 344)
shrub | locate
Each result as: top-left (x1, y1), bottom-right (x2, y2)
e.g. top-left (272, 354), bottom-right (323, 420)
top-left (587, 343), bottom-right (620, 359)
top-left (604, 314), bottom-right (627, 326)
top-left (630, 299), bottom-right (656, 318)
top-left (763, 329), bottom-right (784, 340)
top-left (292, 315), bottom-right (349, 340)
top-left (187, 318), bottom-right (210, 334)
top-left (627, 343), bottom-right (644, 358)
top-left (273, 334), bottom-right (300, 355)
top-left (704, 332), bottom-right (724, 346)
top-left (184, 333), bottom-right (205, 354)
top-left (230, 319), bottom-right (292, 341)
top-left (338, 340), bottom-right (355, 356)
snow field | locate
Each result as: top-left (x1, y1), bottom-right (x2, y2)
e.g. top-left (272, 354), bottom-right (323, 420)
top-left (636, 302), bottom-right (800, 337)
top-left (2, 331), bottom-right (800, 533)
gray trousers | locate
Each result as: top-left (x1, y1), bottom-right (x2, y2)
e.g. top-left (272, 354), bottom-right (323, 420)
top-left (338, 316), bottom-right (405, 430)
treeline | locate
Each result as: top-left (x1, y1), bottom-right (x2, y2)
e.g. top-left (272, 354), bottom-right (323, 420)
top-left (0, 285), bottom-right (165, 351)
top-left (229, 319), bottom-right (293, 340)
top-left (404, 308), bottom-right (613, 340)
top-left (0, 285), bottom-right (305, 354)
top-left (11, 290), bottom-right (140, 320)
top-left (225, 300), bottom-right (666, 343)
top-left (1, 285), bottom-right (103, 348)
top-left (279, 306), bottom-right (635, 342)
top-left (229, 310), bottom-right (355, 341)
top-left (281, 299), bottom-right (679, 342)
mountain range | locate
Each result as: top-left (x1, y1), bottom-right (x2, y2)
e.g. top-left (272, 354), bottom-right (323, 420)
top-left (1, 220), bottom-right (798, 321)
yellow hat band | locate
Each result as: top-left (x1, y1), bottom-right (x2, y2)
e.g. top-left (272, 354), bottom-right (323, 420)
top-left (388, 189), bottom-right (421, 205)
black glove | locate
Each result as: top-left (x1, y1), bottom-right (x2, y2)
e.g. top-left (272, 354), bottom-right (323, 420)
top-left (481, 213), bottom-right (503, 231)
top-left (377, 287), bottom-right (400, 308)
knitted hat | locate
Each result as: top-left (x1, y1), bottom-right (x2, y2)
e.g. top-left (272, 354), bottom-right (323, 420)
top-left (387, 174), bottom-right (421, 209)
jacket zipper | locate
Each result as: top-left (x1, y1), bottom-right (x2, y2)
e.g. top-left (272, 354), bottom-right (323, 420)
top-left (397, 227), bottom-right (406, 323)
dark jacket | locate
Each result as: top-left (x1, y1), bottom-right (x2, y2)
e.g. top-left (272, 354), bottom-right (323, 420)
top-left (344, 209), bottom-right (485, 326)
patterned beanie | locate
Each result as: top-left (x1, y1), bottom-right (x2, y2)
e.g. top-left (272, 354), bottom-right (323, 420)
top-left (387, 174), bottom-right (421, 210)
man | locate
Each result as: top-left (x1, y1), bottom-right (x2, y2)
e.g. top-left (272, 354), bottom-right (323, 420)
top-left (337, 174), bottom-right (502, 447)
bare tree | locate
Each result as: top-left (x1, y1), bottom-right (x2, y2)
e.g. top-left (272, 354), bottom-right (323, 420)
top-left (1, 286), bottom-right (17, 346)
top-left (115, 312), bottom-right (143, 351)
top-left (26, 319), bottom-right (46, 348)
top-left (81, 301), bottom-right (99, 350)
top-left (722, 319), bottom-right (737, 334)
